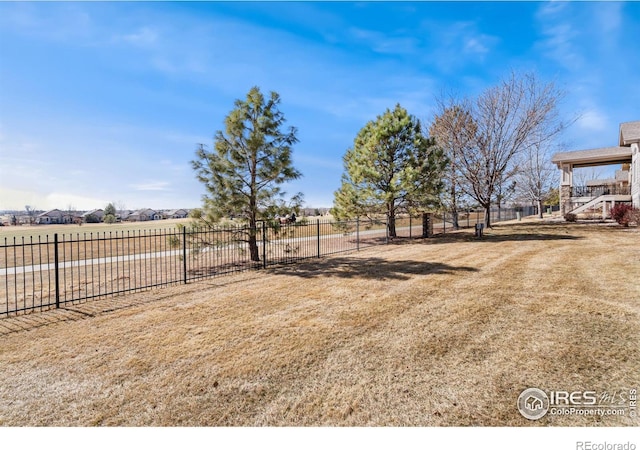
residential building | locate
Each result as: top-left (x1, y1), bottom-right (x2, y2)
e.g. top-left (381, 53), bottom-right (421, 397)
top-left (165, 209), bottom-right (189, 219)
top-left (127, 209), bottom-right (162, 221)
top-left (35, 209), bottom-right (79, 224)
top-left (552, 120), bottom-right (639, 218)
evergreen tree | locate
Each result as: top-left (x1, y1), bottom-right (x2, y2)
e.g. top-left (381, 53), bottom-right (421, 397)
top-left (332, 104), bottom-right (446, 237)
top-left (103, 203), bottom-right (117, 223)
top-left (191, 86), bottom-right (302, 262)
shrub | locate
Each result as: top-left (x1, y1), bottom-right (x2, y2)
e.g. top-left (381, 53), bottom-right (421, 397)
top-left (84, 214), bottom-right (100, 223)
top-left (624, 208), bottom-right (640, 227)
top-left (610, 204), bottom-right (633, 226)
top-left (564, 212), bottom-right (577, 222)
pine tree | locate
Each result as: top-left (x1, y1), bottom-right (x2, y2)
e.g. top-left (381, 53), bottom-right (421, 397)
top-left (103, 203), bottom-right (117, 224)
top-left (332, 104), bottom-right (446, 237)
top-left (191, 86), bottom-right (302, 262)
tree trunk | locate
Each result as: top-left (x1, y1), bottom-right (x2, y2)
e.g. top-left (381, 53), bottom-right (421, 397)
top-left (538, 199), bottom-right (544, 219)
top-left (387, 204), bottom-right (397, 238)
top-left (451, 185), bottom-right (459, 230)
top-left (421, 212), bottom-right (432, 237)
top-left (249, 218), bottom-right (260, 262)
top-left (484, 204), bottom-right (492, 228)
top-left (388, 215), bottom-right (397, 238)
top-left (451, 208), bottom-right (459, 230)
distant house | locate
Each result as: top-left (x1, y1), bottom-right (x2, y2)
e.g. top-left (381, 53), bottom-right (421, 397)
top-left (165, 209), bottom-right (189, 219)
top-left (127, 209), bottom-right (162, 221)
top-left (36, 209), bottom-right (62, 224)
top-left (82, 209), bottom-right (104, 223)
top-left (117, 210), bottom-right (132, 221)
top-left (36, 209), bottom-right (78, 224)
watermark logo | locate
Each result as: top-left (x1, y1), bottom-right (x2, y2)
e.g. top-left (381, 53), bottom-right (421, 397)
top-left (517, 387), bottom-right (550, 420)
top-left (518, 387), bottom-right (637, 420)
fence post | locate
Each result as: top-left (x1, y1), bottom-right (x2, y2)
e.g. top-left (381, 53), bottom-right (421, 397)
top-left (182, 227), bottom-right (187, 284)
top-left (443, 213), bottom-right (446, 234)
top-left (262, 221), bottom-right (267, 269)
top-left (54, 233), bottom-right (60, 309)
top-left (316, 220), bottom-right (320, 258)
top-left (409, 215), bottom-right (412, 239)
top-left (356, 217), bottom-right (360, 251)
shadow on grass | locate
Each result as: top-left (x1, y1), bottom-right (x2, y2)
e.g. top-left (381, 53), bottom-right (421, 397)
top-left (0, 273), bottom-right (259, 335)
top-left (446, 232), bottom-right (582, 243)
top-left (423, 225), bottom-right (585, 244)
top-left (266, 256), bottom-right (478, 280)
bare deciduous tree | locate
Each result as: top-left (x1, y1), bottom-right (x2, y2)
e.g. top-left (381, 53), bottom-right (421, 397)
top-left (433, 72), bottom-right (567, 227)
top-left (25, 205), bottom-right (37, 224)
top-left (429, 99), bottom-right (477, 230)
top-left (114, 200), bottom-right (127, 219)
top-left (515, 142), bottom-right (557, 218)
top-left (573, 167), bottom-right (604, 187)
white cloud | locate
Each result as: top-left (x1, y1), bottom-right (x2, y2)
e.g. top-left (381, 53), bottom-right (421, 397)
top-left (534, 2), bottom-right (624, 72)
top-left (118, 26), bottom-right (158, 47)
top-left (535, 21), bottom-right (583, 70)
top-left (0, 188), bottom-right (108, 211)
top-left (418, 20), bottom-right (499, 72)
top-left (536, 1), bottom-right (569, 19)
top-left (464, 38), bottom-right (489, 56)
top-left (0, 2), bottom-right (94, 43)
top-left (348, 27), bottom-right (419, 54)
top-left (594, 2), bottom-right (623, 34)
top-left (130, 182), bottom-right (171, 192)
top-left (576, 109), bottom-right (609, 134)
top-left (45, 192), bottom-right (109, 211)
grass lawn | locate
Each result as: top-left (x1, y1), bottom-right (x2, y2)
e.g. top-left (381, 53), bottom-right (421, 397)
top-left (0, 219), bottom-right (189, 242)
top-left (0, 221), bottom-right (638, 426)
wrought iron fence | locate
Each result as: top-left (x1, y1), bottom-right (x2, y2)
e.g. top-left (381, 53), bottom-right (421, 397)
top-left (0, 208), bottom-right (541, 317)
top-left (571, 185), bottom-right (631, 197)
top-left (431, 206), bottom-right (539, 234)
top-left (0, 219), bottom-right (399, 316)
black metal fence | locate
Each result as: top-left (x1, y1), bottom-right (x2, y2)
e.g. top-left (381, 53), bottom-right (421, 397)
top-left (0, 208), bottom-right (540, 317)
top-left (571, 185), bottom-right (631, 197)
top-left (432, 205), bottom-right (540, 233)
top-left (1, 219), bottom-right (395, 316)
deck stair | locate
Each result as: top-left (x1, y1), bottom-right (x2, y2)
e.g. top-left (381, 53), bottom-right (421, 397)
top-left (569, 194), bottom-right (632, 215)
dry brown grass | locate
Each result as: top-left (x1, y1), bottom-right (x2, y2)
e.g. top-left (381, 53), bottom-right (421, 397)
top-left (0, 222), bottom-right (638, 426)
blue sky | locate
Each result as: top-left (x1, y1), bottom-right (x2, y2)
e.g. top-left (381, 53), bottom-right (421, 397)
top-left (1, 1), bottom-right (639, 212)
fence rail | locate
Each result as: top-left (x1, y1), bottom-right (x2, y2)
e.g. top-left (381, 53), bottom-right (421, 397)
top-left (0, 208), bottom-right (535, 317)
top-left (2, 219), bottom-right (392, 316)
top-left (571, 185), bottom-right (631, 197)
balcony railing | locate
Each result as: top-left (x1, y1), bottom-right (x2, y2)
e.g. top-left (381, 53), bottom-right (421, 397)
top-left (571, 185), bottom-right (631, 197)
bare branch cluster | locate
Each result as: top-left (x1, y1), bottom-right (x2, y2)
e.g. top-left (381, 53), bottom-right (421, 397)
top-left (431, 71), bottom-right (569, 227)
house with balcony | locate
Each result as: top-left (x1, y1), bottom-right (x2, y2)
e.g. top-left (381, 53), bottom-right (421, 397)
top-left (552, 121), bottom-right (639, 218)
